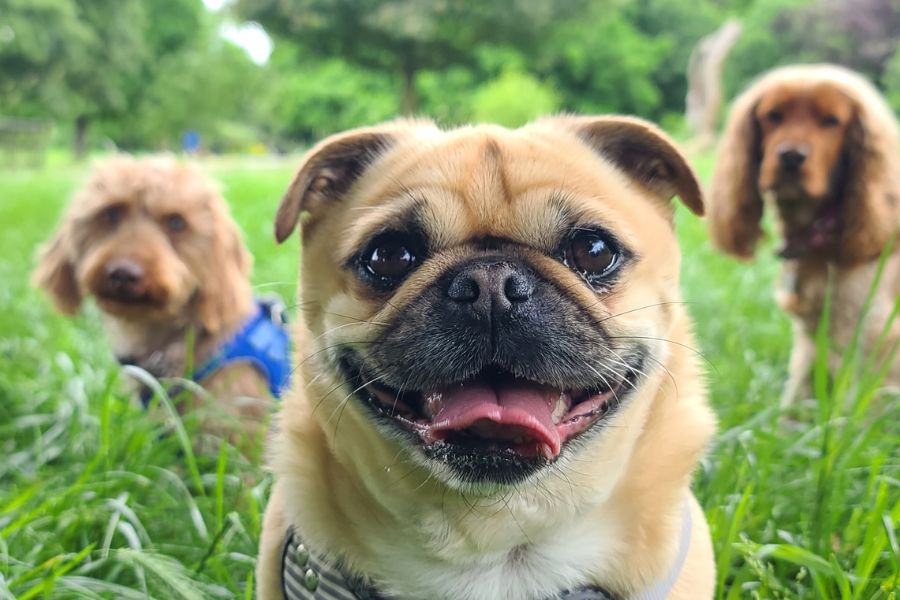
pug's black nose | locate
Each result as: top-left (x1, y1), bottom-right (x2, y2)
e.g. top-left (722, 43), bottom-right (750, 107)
top-left (446, 259), bottom-right (535, 317)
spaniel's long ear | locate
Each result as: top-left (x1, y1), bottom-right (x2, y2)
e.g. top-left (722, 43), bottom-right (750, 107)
top-left (707, 92), bottom-right (765, 260)
top-left (558, 115), bottom-right (703, 217)
top-left (837, 94), bottom-right (900, 263)
top-left (32, 224), bottom-right (82, 314)
top-left (275, 126), bottom-right (402, 243)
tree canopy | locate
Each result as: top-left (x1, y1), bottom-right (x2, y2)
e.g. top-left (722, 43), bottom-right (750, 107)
top-left (1, 0), bottom-right (898, 154)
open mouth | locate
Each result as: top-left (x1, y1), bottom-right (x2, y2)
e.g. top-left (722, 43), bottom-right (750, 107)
top-left (340, 355), bottom-right (639, 462)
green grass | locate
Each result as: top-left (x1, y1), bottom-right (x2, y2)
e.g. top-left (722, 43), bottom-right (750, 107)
top-left (1, 157), bottom-right (898, 599)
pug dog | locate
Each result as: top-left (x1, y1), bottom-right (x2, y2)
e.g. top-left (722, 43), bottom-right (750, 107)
top-left (257, 116), bottom-right (717, 600)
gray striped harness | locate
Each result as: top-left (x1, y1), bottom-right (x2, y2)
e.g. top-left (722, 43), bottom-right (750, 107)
top-left (281, 501), bottom-right (692, 600)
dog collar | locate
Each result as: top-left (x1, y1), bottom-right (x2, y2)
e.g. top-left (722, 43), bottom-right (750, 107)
top-left (280, 501), bottom-right (692, 600)
top-left (192, 296), bottom-right (292, 398)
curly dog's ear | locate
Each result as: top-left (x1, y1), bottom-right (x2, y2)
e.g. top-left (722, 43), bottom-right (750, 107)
top-left (198, 201), bottom-right (254, 335)
top-left (32, 225), bottom-right (82, 314)
top-left (275, 126), bottom-right (404, 243)
top-left (707, 93), bottom-right (765, 260)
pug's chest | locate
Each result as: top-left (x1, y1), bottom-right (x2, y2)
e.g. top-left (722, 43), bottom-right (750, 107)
top-left (352, 519), bottom-right (617, 600)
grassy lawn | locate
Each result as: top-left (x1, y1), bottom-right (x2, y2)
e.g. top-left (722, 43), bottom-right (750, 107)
top-left (1, 155), bottom-right (897, 599)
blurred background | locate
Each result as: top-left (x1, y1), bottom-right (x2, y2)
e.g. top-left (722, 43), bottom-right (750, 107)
top-left (2, 0), bottom-right (899, 164)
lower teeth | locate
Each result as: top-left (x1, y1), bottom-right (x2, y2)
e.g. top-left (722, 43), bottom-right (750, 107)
top-left (551, 393), bottom-right (568, 421)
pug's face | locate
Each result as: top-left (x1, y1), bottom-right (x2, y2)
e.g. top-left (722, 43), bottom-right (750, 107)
top-left (277, 117), bottom-right (703, 490)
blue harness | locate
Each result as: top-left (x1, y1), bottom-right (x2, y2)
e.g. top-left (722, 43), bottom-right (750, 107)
top-left (126, 297), bottom-right (292, 406)
top-left (192, 298), bottom-right (292, 398)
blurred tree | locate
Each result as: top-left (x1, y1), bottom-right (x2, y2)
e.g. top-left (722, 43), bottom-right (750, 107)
top-left (0, 0), bottom-right (86, 117)
top-left (884, 47), bottom-right (900, 113)
top-left (471, 68), bottom-right (559, 128)
top-left (257, 46), bottom-right (397, 144)
top-left (791, 0), bottom-right (900, 83)
top-left (416, 65), bottom-right (478, 126)
top-left (105, 32), bottom-right (261, 151)
top-left (626, 0), bottom-right (725, 116)
top-left (723, 0), bottom-right (815, 96)
top-left (0, 0), bottom-right (212, 156)
top-left (686, 20), bottom-right (743, 146)
top-left (725, 0), bottom-right (900, 96)
top-left (538, 2), bottom-right (669, 117)
top-left (234, 0), bottom-right (585, 114)
top-left (64, 0), bottom-right (148, 157)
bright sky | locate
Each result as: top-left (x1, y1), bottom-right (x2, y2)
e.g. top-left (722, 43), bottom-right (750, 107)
top-left (202, 0), bottom-right (273, 65)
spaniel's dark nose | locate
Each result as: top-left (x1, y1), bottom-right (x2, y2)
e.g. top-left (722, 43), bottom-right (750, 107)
top-left (778, 147), bottom-right (807, 171)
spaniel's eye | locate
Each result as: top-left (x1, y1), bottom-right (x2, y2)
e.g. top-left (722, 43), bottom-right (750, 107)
top-left (165, 214), bottom-right (187, 232)
top-left (103, 204), bottom-right (125, 226)
top-left (765, 110), bottom-right (783, 125)
top-left (820, 115), bottom-right (841, 128)
top-left (360, 233), bottom-right (419, 287)
top-left (563, 229), bottom-right (620, 281)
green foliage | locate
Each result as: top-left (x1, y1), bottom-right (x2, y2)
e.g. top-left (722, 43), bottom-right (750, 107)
top-left (625, 0), bottom-right (724, 118)
top-left (3, 0), bottom-right (900, 157)
top-left (258, 51), bottom-right (397, 145)
top-left (539, 4), bottom-right (670, 116)
top-left (723, 0), bottom-right (820, 96)
top-left (104, 36), bottom-right (261, 151)
top-left (64, 0), bottom-right (149, 120)
top-left (0, 0), bottom-right (85, 116)
top-left (415, 66), bottom-right (478, 126)
top-left (884, 48), bottom-right (900, 113)
top-left (470, 69), bottom-right (559, 128)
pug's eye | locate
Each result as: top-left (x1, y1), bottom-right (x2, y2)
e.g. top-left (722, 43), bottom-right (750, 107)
top-left (360, 232), bottom-right (419, 288)
top-left (165, 213), bottom-right (187, 232)
top-left (765, 110), bottom-right (783, 125)
top-left (820, 115), bottom-right (840, 128)
top-left (563, 229), bottom-right (620, 282)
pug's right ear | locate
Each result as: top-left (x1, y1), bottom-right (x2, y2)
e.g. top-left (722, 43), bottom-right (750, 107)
top-left (275, 128), bottom-right (397, 243)
top-left (32, 227), bottom-right (82, 315)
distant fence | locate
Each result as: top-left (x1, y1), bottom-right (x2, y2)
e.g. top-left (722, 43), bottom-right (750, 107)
top-left (0, 117), bottom-right (52, 168)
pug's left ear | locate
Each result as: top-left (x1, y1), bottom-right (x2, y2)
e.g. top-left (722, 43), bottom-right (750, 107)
top-left (274, 120), bottom-right (433, 243)
top-left (559, 115), bottom-right (704, 216)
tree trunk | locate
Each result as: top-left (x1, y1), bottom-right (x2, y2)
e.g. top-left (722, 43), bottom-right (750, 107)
top-left (399, 62), bottom-right (419, 116)
top-left (74, 115), bottom-right (89, 160)
top-left (685, 20), bottom-right (743, 151)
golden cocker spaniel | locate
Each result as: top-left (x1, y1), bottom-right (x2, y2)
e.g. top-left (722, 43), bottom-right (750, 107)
top-left (708, 64), bottom-right (900, 406)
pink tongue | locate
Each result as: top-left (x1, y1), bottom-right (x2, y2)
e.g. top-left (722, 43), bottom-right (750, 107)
top-left (428, 384), bottom-right (562, 458)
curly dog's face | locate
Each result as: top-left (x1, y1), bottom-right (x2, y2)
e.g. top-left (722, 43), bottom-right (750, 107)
top-left (276, 117), bottom-right (705, 489)
top-left (755, 83), bottom-right (855, 200)
top-left (34, 158), bottom-right (250, 333)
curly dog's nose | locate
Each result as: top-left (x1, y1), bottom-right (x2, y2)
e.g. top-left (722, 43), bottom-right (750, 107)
top-left (105, 259), bottom-right (146, 294)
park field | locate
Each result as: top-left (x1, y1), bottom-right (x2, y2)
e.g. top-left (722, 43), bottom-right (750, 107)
top-left (0, 155), bottom-right (897, 599)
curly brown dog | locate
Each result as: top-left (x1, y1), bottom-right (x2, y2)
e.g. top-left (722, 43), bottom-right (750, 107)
top-left (708, 64), bottom-right (900, 406)
top-left (33, 156), bottom-right (287, 448)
